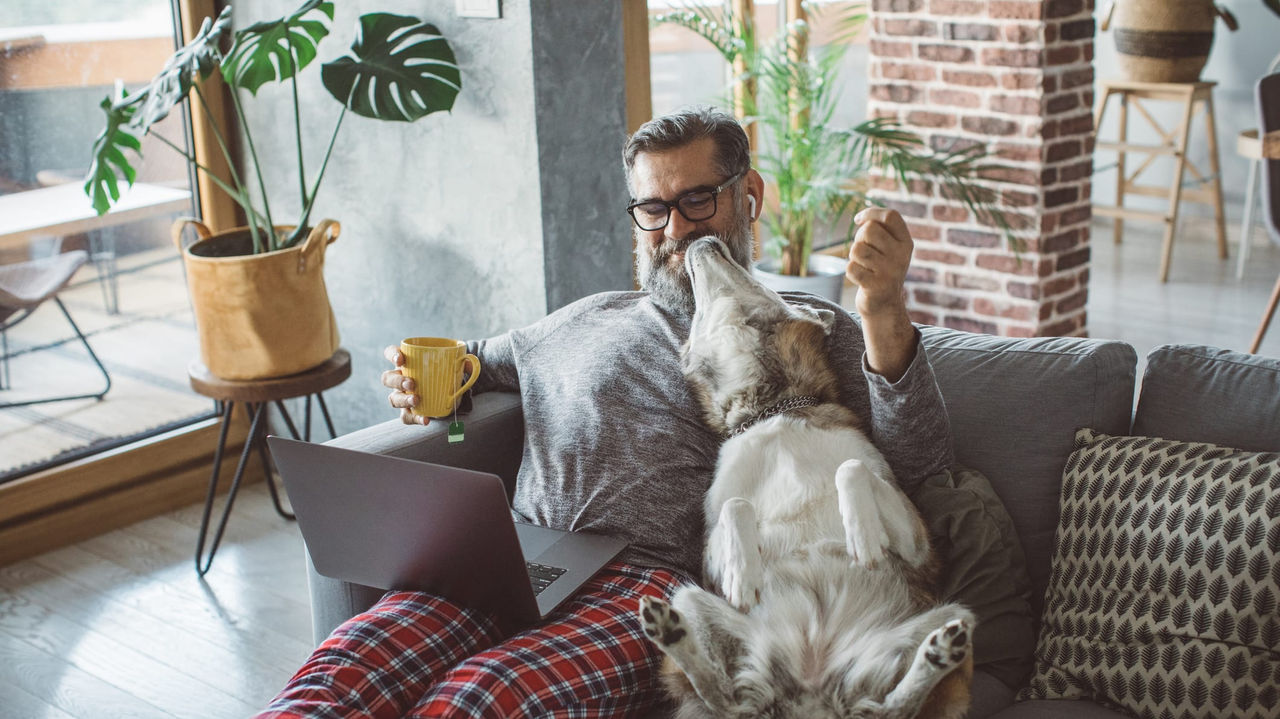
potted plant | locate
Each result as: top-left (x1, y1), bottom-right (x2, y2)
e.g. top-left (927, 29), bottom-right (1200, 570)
top-left (84, 0), bottom-right (461, 380)
top-left (654, 3), bottom-right (1007, 301)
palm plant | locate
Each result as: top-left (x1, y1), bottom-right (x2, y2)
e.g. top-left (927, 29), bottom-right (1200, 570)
top-left (85, 0), bottom-right (461, 255)
top-left (654, 2), bottom-right (1008, 276)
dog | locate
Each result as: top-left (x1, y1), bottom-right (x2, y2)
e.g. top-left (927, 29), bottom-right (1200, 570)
top-left (637, 236), bottom-right (973, 719)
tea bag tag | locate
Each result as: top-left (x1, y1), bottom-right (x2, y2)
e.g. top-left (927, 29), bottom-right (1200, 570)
top-left (448, 394), bottom-right (465, 444)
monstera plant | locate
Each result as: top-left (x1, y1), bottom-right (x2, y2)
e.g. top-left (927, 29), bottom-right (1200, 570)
top-left (82, 0), bottom-right (462, 381)
top-left (85, 0), bottom-right (462, 254)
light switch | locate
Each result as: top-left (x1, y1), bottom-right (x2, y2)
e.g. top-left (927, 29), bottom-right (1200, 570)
top-left (457, 0), bottom-right (501, 19)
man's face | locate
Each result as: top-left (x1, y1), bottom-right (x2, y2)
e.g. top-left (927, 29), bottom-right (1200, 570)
top-left (629, 137), bottom-right (754, 315)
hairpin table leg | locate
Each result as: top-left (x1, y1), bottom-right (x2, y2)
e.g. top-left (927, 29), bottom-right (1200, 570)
top-left (196, 401), bottom-right (268, 576)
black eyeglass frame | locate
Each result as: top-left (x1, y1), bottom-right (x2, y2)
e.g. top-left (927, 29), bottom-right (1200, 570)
top-left (625, 170), bottom-right (747, 231)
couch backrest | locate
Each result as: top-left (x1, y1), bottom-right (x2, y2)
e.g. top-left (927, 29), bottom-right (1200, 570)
top-left (920, 327), bottom-right (1137, 615)
top-left (1132, 344), bottom-right (1280, 452)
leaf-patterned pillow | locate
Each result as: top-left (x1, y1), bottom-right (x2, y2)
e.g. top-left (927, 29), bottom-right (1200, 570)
top-left (1019, 428), bottom-right (1280, 718)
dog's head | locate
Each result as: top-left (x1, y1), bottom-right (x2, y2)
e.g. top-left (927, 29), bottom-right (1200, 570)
top-left (680, 237), bottom-right (839, 434)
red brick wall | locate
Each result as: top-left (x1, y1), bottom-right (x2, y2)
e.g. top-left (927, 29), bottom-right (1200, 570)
top-left (867, 0), bottom-right (1094, 337)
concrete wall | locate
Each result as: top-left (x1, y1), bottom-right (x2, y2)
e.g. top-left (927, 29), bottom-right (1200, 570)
top-left (1092, 6), bottom-right (1280, 233)
top-left (232, 0), bottom-right (632, 433)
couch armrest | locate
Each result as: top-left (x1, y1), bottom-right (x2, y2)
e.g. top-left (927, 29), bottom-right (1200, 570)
top-left (306, 391), bottom-right (524, 645)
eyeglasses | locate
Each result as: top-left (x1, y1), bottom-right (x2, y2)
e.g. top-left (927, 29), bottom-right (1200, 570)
top-left (626, 170), bottom-right (746, 231)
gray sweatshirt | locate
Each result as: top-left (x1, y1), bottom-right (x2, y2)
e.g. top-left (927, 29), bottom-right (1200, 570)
top-left (468, 291), bottom-right (954, 580)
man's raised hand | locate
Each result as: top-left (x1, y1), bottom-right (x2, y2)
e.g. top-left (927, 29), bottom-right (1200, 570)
top-left (846, 207), bottom-right (913, 319)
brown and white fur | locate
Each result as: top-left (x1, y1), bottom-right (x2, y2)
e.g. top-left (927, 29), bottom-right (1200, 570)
top-left (638, 237), bottom-right (973, 719)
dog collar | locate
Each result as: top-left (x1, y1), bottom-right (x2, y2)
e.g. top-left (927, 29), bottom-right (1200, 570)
top-left (726, 396), bottom-right (822, 438)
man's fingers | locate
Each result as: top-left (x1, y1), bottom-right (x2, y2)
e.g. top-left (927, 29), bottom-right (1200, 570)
top-left (400, 408), bottom-right (430, 426)
top-left (855, 207), bottom-right (912, 245)
top-left (383, 344), bottom-right (404, 366)
top-left (381, 368), bottom-right (415, 392)
top-left (852, 223), bottom-right (890, 259)
top-left (388, 390), bottom-right (419, 409)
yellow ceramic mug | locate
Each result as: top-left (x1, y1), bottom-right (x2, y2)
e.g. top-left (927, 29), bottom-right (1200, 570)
top-left (400, 337), bottom-right (481, 418)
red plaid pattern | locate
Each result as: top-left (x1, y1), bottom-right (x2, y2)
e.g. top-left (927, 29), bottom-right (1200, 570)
top-left (258, 562), bottom-right (683, 718)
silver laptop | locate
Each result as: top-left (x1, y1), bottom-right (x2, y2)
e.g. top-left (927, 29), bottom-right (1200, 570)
top-left (267, 436), bottom-right (628, 632)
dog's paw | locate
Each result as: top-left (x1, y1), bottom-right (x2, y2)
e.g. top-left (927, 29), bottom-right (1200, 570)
top-left (721, 561), bottom-right (762, 612)
top-left (718, 498), bottom-right (763, 612)
top-left (847, 529), bottom-right (889, 569)
top-left (836, 461), bottom-right (890, 568)
top-left (922, 618), bottom-right (972, 671)
top-left (639, 596), bottom-right (687, 648)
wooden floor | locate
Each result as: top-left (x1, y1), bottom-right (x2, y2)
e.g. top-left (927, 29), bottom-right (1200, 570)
top-left (0, 482), bottom-right (312, 718)
top-left (1088, 214), bottom-right (1280, 364)
top-left (0, 215), bottom-right (1278, 718)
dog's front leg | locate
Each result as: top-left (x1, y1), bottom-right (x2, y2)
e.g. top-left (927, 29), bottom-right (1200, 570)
top-left (835, 459), bottom-right (927, 568)
top-left (639, 588), bottom-right (748, 714)
top-left (705, 497), bottom-right (764, 611)
top-left (835, 459), bottom-right (890, 566)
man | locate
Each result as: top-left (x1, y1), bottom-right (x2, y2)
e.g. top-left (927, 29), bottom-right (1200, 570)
top-left (258, 106), bottom-right (953, 718)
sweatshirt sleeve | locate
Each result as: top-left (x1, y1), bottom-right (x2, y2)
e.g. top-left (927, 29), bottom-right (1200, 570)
top-left (466, 333), bottom-right (520, 394)
top-left (464, 292), bottom-right (634, 395)
top-left (861, 328), bottom-right (956, 493)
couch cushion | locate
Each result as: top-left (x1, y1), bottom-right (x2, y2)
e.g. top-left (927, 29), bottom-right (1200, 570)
top-left (920, 328), bottom-right (1137, 617)
top-left (1020, 428), bottom-right (1280, 718)
top-left (915, 466), bottom-right (1035, 691)
top-left (1133, 344), bottom-right (1280, 453)
top-left (987, 699), bottom-right (1133, 719)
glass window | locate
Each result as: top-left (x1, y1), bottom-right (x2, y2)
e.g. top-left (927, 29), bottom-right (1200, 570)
top-left (0, 0), bottom-right (213, 482)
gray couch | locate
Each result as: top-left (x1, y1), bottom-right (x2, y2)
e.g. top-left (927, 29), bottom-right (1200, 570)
top-left (306, 326), bottom-right (1280, 717)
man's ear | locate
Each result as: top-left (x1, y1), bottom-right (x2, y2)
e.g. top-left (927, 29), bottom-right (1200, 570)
top-left (796, 305), bottom-right (837, 335)
top-left (745, 169), bottom-right (765, 218)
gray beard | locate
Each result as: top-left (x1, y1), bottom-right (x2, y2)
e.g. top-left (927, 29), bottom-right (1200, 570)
top-left (635, 212), bottom-right (754, 316)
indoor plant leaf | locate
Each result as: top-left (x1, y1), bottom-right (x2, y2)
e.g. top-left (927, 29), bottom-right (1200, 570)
top-left (320, 13), bottom-right (461, 122)
top-left (84, 93), bottom-right (142, 216)
top-left (132, 6), bottom-right (234, 136)
top-left (222, 0), bottom-right (335, 95)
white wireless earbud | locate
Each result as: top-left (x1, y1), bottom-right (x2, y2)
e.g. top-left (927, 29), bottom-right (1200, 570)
top-left (748, 196), bottom-right (757, 219)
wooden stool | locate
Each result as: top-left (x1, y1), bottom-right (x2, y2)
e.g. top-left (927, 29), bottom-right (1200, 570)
top-left (188, 348), bottom-right (351, 575)
top-left (1094, 80), bottom-right (1228, 282)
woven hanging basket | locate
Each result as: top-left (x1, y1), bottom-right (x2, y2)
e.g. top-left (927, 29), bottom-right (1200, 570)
top-left (1104, 0), bottom-right (1222, 83)
top-left (172, 219), bottom-right (341, 381)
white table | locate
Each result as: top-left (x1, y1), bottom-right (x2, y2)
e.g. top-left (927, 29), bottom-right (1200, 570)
top-left (0, 182), bottom-right (193, 313)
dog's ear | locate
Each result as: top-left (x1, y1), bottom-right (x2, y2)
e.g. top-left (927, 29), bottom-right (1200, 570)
top-left (796, 305), bottom-right (837, 335)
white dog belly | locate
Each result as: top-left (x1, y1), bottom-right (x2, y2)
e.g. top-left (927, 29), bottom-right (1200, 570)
top-left (706, 421), bottom-right (893, 561)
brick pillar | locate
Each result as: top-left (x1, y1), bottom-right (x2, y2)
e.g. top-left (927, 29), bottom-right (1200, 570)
top-left (867, 0), bottom-right (1094, 337)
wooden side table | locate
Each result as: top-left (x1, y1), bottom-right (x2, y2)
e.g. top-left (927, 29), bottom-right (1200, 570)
top-left (1094, 80), bottom-right (1228, 282)
top-left (188, 348), bottom-right (351, 575)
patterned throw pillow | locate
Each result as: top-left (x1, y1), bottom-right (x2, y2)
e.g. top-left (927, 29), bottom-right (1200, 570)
top-left (1019, 428), bottom-right (1280, 718)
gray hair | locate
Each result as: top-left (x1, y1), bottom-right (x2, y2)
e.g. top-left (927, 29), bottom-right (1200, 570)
top-left (622, 105), bottom-right (750, 195)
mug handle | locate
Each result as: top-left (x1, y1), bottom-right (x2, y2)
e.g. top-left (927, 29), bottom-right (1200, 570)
top-left (450, 354), bottom-right (481, 406)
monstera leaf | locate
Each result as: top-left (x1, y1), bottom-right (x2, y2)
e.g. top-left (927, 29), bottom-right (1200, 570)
top-left (134, 5), bottom-right (233, 136)
top-left (222, 0), bottom-right (334, 95)
top-left (83, 5), bottom-right (230, 215)
top-left (84, 93), bottom-right (141, 215)
top-left (320, 14), bottom-right (461, 122)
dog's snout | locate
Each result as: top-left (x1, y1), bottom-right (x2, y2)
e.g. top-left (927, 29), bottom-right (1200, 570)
top-left (688, 236), bottom-right (727, 260)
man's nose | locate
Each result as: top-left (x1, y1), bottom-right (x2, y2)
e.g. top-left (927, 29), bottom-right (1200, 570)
top-left (665, 208), bottom-right (695, 242)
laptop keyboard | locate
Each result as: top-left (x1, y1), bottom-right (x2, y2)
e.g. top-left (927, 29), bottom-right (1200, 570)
top-left (526, 562), bottom-right (567, 595)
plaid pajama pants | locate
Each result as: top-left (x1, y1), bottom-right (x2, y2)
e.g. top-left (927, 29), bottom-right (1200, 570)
top-left (257, 561), bottom-right (684, 718)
